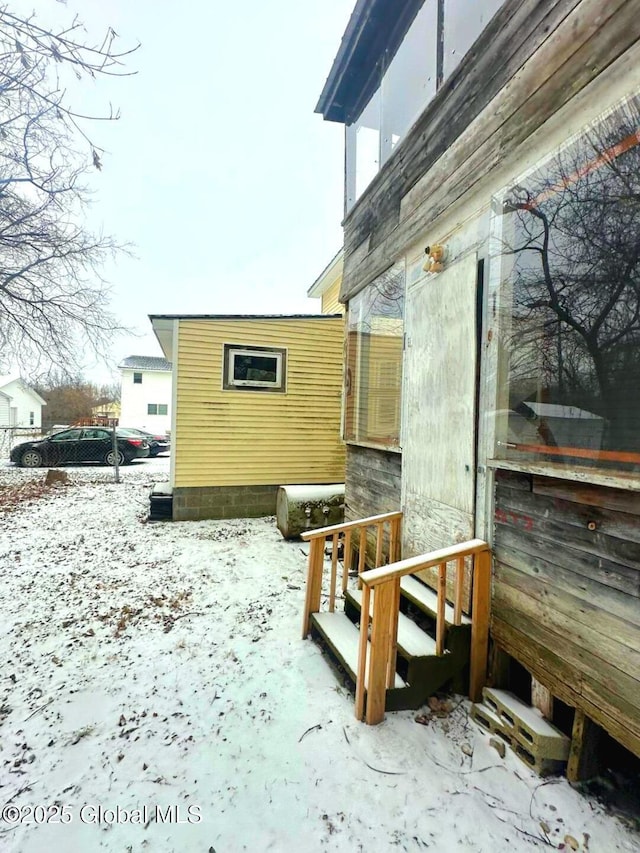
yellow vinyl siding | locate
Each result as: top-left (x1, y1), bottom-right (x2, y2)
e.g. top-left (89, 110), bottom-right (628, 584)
top-left (174, 317), bottom-right (345, 487)
top-left (321, 278), bottom-right (344, 315)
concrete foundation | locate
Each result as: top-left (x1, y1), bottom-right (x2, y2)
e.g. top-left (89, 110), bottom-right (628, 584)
top-left (172, 484), bottom-right (279, 521)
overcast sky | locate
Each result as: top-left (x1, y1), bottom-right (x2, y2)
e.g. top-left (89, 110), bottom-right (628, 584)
top-left (34, 0), bottom-right (354, 383)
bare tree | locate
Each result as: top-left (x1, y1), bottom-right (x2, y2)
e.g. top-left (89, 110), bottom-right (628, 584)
top-left (0, 5), bottom-right (137, 375)
top-left (34, 371), bottom-right (120, 429)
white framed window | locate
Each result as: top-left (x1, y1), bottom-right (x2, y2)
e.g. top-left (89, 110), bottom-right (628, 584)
top-left (223, 344), bottom-right (286, 392)
top-left (147, 403), bottom-right (168, 415)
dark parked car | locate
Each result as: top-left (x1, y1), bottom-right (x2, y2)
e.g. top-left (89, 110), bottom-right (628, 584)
top-left (118, 428), bottom-right (170, 457)
top-left (10, 427), bottom-right (150, 468)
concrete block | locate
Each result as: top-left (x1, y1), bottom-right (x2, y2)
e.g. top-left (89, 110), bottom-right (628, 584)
top-left (512, 741), bottom-right (566, 776)
top-left (470, 703), bottom-right (511, 744)
top-left (484, 688), bottom-right (569, 761)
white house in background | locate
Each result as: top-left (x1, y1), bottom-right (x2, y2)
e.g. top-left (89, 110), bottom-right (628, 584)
top-left (0, 376), bottom-right (46, 428)
top-left (0, 391), bottom-right (11, 427)
top-left (119, 356), bottom-right (172, 433)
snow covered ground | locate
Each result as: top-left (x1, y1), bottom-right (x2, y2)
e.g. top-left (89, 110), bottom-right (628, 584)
top-left (0, 456), bottom-right (638, 853)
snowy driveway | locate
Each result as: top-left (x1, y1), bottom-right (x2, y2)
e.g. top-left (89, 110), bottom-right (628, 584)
top-left (0, 457), bottom-right (638, 852)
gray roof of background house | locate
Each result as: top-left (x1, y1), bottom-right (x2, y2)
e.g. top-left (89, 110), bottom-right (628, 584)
top-left (118, 356), bottom-right (172, 372)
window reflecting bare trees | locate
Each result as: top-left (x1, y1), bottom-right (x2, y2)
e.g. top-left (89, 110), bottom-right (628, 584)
top-left (497, 96), bottom-right (640, 470)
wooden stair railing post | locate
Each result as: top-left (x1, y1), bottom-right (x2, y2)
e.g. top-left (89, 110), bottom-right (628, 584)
top-left (357, 526), bottom-right (367, 589)
top-left (356, 538), bottom-right (491, 722)
top-left (365, 579), bottom-right (395, 725)
top-left (454, 556), bottom-right (464, 626)
top-left (329, 533), bottom-right (339, 612)
top-left (375, 521), bottom-right (383, 568)
top-left (386, 576), bottom-right (400, 689)
top-left (469, 547), bottom-right (491, 701)
top-left (302, 536), bottom-right (325, 638)
top-left (342, 529), bottom-right (352, 593)
top-left (436, 562), bottom-right (447, 655)
top-left (389, 515), bottom-right (401, 563)
top-left (355, 583), bottom-right (371, 721)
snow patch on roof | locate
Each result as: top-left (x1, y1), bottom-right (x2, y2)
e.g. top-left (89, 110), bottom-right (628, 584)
top-left (118, 356), bottom-right (172, 372)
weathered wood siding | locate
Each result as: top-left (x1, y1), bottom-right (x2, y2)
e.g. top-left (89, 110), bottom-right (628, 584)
top-left (331, 0), bottom-right (640, 758)
top-left (492, 469), bottom-right (640, 756)
top-left (345, 445), bottom-right (402, 521)
top-left (174, 318), bottom-right (345, 488)
top-left (340, 0), bottom-right (640, 301)
top-left (345, 444), bottom-right (402, 564)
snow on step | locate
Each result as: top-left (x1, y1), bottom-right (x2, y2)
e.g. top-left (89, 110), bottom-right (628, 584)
top-left (312, 612), bottom-right (405, 689)
top-left (348, 589), bottom-right (437, 658)
top-left (400, 575), bottom-right (471, 625)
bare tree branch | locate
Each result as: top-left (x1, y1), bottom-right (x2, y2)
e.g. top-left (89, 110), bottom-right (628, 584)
top-left (0, 4), bottom-right (138, 377)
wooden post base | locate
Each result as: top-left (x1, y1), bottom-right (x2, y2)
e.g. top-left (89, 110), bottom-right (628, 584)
top-left (567, 710), bottom-right (601, 783)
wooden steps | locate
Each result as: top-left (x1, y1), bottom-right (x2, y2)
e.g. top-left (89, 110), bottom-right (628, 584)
top-left (310, 575), bottom-right (472, 713)
top-left (311, 612), bottom-right (405, 690)
top-left (347, 588), bottom-right (437, 658)
top-left (400, 575), bottom-right (471, 625)
top-left (301, 515), bottom-right (491, 724)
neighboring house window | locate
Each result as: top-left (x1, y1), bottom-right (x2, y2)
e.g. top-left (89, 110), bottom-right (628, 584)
top-left (133, 372), bottom-right (142, 384)
top-left (29, 411), bottom-right (34, 426)
top-left (345, 262), bottom-right (404, 448)
top-left (147, 403), bottom-right (168, 416)
top-left (223, 345), bottom-right (287, 392)
top-left (494, 94), bottom-right (640, 475)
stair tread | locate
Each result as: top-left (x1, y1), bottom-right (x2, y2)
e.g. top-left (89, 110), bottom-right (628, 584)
top-left (348, 589), bottom-right (438, 658)
top-left (400, 575), bottom-right (471, 625)
top-left (312, 612), bottom-right (405, 689)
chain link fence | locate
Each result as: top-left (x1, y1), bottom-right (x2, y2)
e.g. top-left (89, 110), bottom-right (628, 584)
top-left (1, 426), bottom-right (151, 481)
top-left (0, 427), bottom-right (44, 460)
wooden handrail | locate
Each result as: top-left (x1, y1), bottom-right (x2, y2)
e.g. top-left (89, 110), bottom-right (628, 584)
top-left (360, 538), bottom-right (489, 587)
top-left (300, 511), bottom-right (403, 541)
top-left (359, 538), bottom-right (492, 725)
top-left (301, 513), bottom-right (492, 727)
top-left (301, 510), bottom-right (403, 638)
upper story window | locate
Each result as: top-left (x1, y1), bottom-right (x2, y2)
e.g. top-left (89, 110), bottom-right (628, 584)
top-left (345, 0), bottom-right (506, 211)
top-left (29, 411), bottom-right (34, 426)
top-left (223, 345), bottom-right (287, 393)
top-left (345, 262), bottom-right (405, 448)
top-left (493, 93), bottom-right (640, 477)
top-left (133, 372), bottom-right (142, 384)
top-left (147, 403), bottom-right (168, 416)
top-left (442, 0), bottom-right (506, 79)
